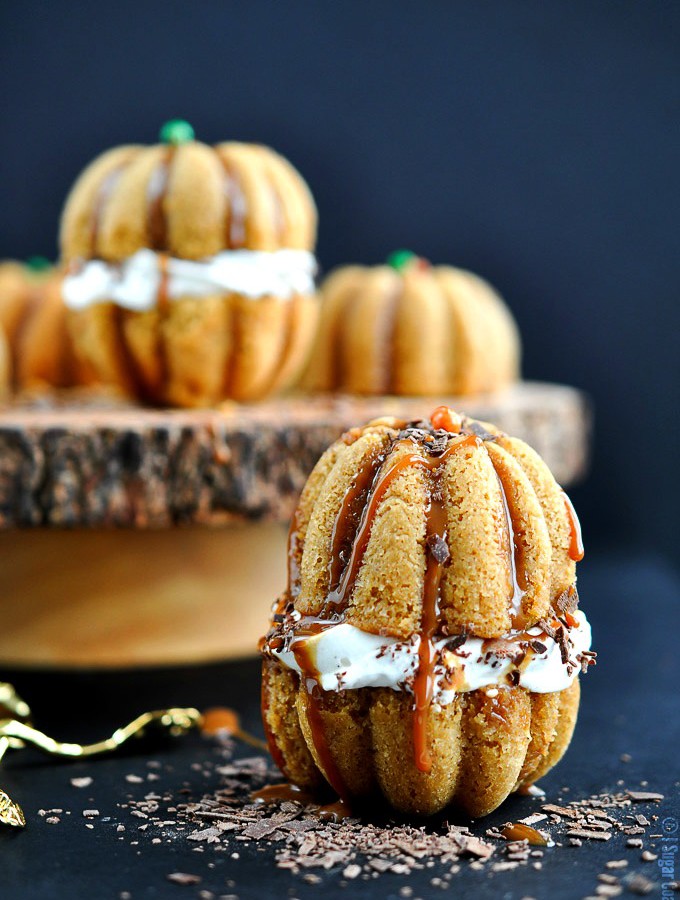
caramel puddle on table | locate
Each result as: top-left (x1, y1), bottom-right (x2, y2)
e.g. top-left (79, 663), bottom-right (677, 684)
top-left (251, 783), bottom-right (353, 822)
top-left (200, 707), bottom-right (268, 752)
top-left (501, 822), bottom-right (551, 846)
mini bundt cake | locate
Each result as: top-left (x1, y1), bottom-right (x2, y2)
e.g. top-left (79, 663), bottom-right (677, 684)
top-left (260, 406), bottom-right (594, 817)
top-left (59, 120), bottom-right (319, 407)
top-left (0, 259), bottom-right (83, 391)
top-left (303, 251), bottom-right (520, 396)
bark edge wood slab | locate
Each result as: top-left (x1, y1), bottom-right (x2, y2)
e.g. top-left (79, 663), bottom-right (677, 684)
top-left (0, 383), bottom-right (590, 529)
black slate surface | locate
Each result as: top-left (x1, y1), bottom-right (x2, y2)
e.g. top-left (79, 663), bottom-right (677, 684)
top-left (2, 552), bottom-right (679, 900)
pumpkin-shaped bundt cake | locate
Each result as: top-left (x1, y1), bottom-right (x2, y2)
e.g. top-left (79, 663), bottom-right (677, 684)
top-left (60, 121), bottom-right (319, 407)
top-left (303, 252), bottom-right (520, 396)
top-left (260, 407), bottom-right (594, 817)
top-left (0, 259), bottom-right (83, 391)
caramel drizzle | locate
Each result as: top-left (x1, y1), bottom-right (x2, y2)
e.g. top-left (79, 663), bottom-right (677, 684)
top-left (293, 434), bottom-right (479, 785)
top-left (273, 417), bottom-right (544, 787)
top-left (252, 782), bottom-right (315, 804)
top-left (325, 448), bottom-right (388, 608)
top-left (412, 476), bottom-right (448, 772)
top-left (146, 148), bottom-right (175, 251)
top-left (562, 491), bottom-right (585, 561)
top-left (142, 149), bottom-right (176, 402)
top-left (286, 505), bottom-right (304, 599)
top-left (260, 660), bottom-right (291, 777)
top-left (153, 252), bottom-right (171, 398)
top-left (89, 164), bottom-right (128, 256)
top-left (379, 277), bottom-right (404, 394)
top-left (291, 640), bottom-right (350, 803)
top-left (251, 784), bottom-right (352, 821)
top-left (501, 822), bottom-right (549, 846)
top-left (491, 456), bottom-right (528, 628)
top-left (221, 159), bottom-right (248, 249)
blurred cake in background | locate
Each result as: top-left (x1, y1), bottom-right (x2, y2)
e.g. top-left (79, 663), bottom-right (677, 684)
top-left (0, 319), bottom-right (9, 399)
top-left (303, 251), bottom-right (520, 396)
top-left (0, 258), bottom-right (83, 392)
top-left (60, 121), bottom-right (319, 407)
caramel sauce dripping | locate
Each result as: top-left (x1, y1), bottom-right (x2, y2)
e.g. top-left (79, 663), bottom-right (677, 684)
top-left (268, 414), bottom-right (562, 791)
top-left (317, 799), bottom-right (353, 821)
top-left (490, 453), bottom-right (528, 628)
top-left (157, 253), bottom-right (170, 311)
top-left (144, 149), bottom-right (176, 402)
top-left (380, 277), bottom-right (404, 395)
top-left (323, 433), bottom-right (478, 773)
top-left (221, 159), bottom-right (248, 249)
top-left (501, 822), bottom-right (549, 846)
top-left (286, 505), bottom-right (304, 599)
top-left (146, 148), bottom-right (175, 251)
top-left (326, 448), bottom-right (387, 603)
top-left (89, 164), bottom-right (127, 256)
top-left (260, 663), bottom-right (290, 776)
top-left (291, 638), bottom-right (350, 804)
top-left (562, 491), bottom-right (585, 561)
top-left (413, 480), bottom-right (448, 773)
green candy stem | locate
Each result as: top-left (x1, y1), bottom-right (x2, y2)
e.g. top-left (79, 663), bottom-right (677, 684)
top-left (386, 249), bottom-right (418, 272)
top-left (25, 255), bottom-right (51, 272)
top-left (159, 119), bottom-right (195, 145)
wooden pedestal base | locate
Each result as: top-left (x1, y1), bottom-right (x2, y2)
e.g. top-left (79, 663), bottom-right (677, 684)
top-left (0, 383), bottom-right (591, 668)
top-left (0, 525), bottom-right (287, 667)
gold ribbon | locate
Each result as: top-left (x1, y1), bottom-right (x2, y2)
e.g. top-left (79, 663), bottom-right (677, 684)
top-left (0, 682), bottom-right (201, 828)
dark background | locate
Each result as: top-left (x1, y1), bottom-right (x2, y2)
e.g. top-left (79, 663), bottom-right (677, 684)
top-left (1, 6), bottom-right (679, 897)
top-left (1, 0), bottom-right (678, 561)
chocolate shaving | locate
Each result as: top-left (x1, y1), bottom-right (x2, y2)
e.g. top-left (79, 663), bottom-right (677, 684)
top-left (426, 533), bottom-right (451, 565)
top-left (446, 633), bottom-right (468, 650)
top-left (555, 626), bottom-right (570, 665)
top-left (626, 791), bottom-right (664, 802)
top-left (105, 729), bottom-right (669, 891)
top-left (463, 420), bottom-right (498, 442)
top-left (566, 829), bottom-right (612, 841)
top-left (555, 586), bottom-right (579, 614)
top-left (537, 618), bottom-right (557, 640)
top-left (529, 640), bottom-right (547, 654)
top-left (427, 434), bottom-right (451, 457)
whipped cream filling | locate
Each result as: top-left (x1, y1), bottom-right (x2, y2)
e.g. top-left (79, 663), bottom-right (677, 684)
top-left (62, 248), bottom-right (317, 311)
top-left (269, 610), bottom-right (592, 704)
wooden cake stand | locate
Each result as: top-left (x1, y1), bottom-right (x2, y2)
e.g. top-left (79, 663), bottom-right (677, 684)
top-left (0, 383), bottom-right (590, 668)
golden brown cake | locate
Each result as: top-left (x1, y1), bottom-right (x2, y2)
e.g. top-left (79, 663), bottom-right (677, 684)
top-left (0, 259), bottom-right (83, 391)
top-left (59, 120), bottom-right (319, 407)
top-left (260, 406), bottom-right (594, 817)
top-left (303, 252), bottom-right (520, 396)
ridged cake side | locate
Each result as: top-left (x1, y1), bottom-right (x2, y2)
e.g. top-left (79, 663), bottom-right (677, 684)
top-left (303, 263), bottom-right (520, 396)
top-left (261, 411), bottom-right (589, 816)
top-left (263, 660), bottom-right (580, 817)
top-left (289, 417), bottom-right (576, 637)
top-left (60, 142), bottom-right (317, 261)
top-left (66, 288), bottom-right (318, 405)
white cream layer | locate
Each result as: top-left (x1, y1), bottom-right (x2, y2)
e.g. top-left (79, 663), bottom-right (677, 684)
top-left (62, 248), bottom-right (317, 311)
top-left (272, 610), bottom-right (592, 704)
